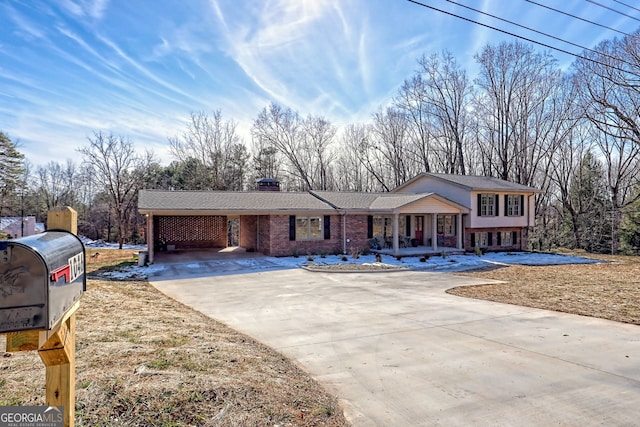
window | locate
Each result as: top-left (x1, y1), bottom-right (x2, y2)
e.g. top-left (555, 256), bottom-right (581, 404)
top-left (295, 216), bottom-right (323, 240)
top-left (372, 216), bottom-right (405, 238)
top-left (479, 194), bottom-right (497, 216)
top-left (437, 215), bottom-right (456, 236)
top-left (500, 231), bottom-right (513, 247)
top-left (476, 232), bottom-right (488, 248)
top-left (506, 195), bottom-right (522, 216)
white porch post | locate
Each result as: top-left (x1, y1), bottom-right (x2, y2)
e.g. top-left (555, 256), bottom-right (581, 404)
top-left (393, 213), bottom-right (400, 254)
top-left (147, 213), bottom-right (154, 263)
top-left (457, 213), bottom-right (463, 249)
top-left (431, 213), bottom-right (438, 251)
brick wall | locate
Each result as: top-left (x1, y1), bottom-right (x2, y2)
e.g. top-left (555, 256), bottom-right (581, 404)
top-left (259, 215), bottom-right (343, 257)
top-left (257, 215), bottom-right (271, 254)
top-left (344, 215), bottom-right (369, 254)
top-left (156, 216), bottom-right (226, 250)
top-left (240, 215), bottom-right (257, 251)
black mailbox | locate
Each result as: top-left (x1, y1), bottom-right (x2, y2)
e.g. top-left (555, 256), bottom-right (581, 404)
top-left (0, 231), bottom-right (86, 333)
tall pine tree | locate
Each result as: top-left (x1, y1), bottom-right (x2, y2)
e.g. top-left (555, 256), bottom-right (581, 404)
top-left (565, 151), bottom-right (611, 253)
top-left (0, 132), bottom-right (25, 218)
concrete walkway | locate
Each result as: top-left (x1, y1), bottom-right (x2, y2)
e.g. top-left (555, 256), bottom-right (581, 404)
top-left (150, 268), bottom-right (640, 426)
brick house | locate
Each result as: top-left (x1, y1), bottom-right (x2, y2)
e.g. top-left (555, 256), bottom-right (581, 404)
top-left (138, 173), bottom-right (539, 263)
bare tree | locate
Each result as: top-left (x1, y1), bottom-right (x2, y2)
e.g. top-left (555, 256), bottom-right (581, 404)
top-left (333, 124), bottom-right (373, 191)
top-left (36, 160), bottom-right (77, 211)
top-left (79, 132), bottom-right (155, 249)
top-left (396, 51), bottom-right (471, 174)
top-left (574, 32), bottom-right (640, 253)
top-left (301, 115), bottom-right (337, 190)
top-left (366, 106), bottom-right (413, 190)
top-left (169, 110), bottom-right (248, 190)
top-left (474, 41), bottom-right (560, 185)
top-left (395, 74), bottom-right (433, 174)
top-left (251, 103), bottom-right (311, 190)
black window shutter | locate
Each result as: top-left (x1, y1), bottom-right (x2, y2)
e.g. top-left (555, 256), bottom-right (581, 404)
top-left (512, 231), bottom-right (518, 245)
top-left (504, 195), bottom-right (509, 216)
top-left (324, 216), bottom-right (331, 240)
top-left (520, 195), bottom-right (525, 216)
top-left (477, 194), bottom-right (482, 216)
top-left (405, 215), bottom-right (411, 236)
top-left (471, 233), bottom-right (475, 247)
top-left (497, 232), bottom-right (501, 246)
top-left (494, 195), bottom-right (499, 216)
top-left (367, 215), bottom-right (373, 238)
top-left (289, 215), bottom-right (296, 241)
top-left (488, 232), bottom-right (493, 246)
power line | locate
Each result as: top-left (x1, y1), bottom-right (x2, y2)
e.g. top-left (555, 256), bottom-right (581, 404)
top-left (613, 0), bottom-right (640, 14)
top-left (444, 0), bottom-right (625, 66)
top-left (405, 0), bottom-right (623, 70)
top-left (586, 0), bottom-right (640, 23)
top-left (525, 0), bottom-right (631, 37)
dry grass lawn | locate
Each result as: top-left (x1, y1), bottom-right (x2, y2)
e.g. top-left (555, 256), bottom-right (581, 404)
top-left (450, 253), bottom-right (640, 325)
top-left (1, 249), bottom-right (348, 426)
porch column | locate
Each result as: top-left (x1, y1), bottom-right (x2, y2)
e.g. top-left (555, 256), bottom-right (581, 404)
top-left (147, 213), bottom-right (154, 263)
top-left (393, 213), bottom-right (400, 254)
top-left (457, 213), bottom-right (463, 249)
top-left (431, 213), bottom-right (437, 251)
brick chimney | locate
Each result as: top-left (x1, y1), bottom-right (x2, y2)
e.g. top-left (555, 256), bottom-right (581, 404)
top-left (256, 178), bottom-right (280, 191)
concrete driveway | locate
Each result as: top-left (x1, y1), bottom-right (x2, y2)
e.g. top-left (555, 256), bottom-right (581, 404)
top-left (150, 266), bottom-right (640, 426)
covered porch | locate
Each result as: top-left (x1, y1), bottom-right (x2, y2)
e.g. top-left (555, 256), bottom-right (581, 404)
top-left (364, 194), bottom-right (470, 257)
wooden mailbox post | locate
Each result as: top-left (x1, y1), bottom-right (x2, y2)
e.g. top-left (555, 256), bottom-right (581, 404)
top-left (2, 207), bottom-right (84, 427)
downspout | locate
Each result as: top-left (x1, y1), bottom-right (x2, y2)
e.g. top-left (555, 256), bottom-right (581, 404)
top-left (342, 211), bottom-right (347, 255)
top-left (526, 194), bottom-right (534, 251)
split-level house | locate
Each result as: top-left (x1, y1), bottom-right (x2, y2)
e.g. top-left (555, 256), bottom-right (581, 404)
top-left (138, 173), bottom-right (539, 263)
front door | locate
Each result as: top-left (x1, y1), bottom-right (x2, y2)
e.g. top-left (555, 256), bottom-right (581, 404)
top-left (415, 216), bottom-right (424, 244)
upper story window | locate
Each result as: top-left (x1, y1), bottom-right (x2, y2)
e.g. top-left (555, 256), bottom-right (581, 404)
top-left (506, 195), bottom-right (523, 216)
top-left (479, 194), bottom-right (497, 216)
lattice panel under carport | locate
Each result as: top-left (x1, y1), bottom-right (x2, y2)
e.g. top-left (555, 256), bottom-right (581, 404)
top-left (156, 216), bottom-right (227, 248)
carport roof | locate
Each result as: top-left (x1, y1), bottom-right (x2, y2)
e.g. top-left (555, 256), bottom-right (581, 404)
top-left (138, 190), bottom-right (335, 213)
top-left (139, 189), bottom-right (470, 215)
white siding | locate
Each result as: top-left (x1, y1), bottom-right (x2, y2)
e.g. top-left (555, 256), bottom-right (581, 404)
top-left (399, 197), bottom-right (462, 214)
top-left (468, 191), bottom-right (534, 228)
top-left (396, 177), bottom-right (471, 207)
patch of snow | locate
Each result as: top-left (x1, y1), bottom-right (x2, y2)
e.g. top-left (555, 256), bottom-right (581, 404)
top-left (91, 251), bottom-right (601, 281)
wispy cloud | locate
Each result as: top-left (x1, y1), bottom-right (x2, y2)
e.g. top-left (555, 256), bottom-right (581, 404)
top-left (4, 3), bottom-right (46, 40)
top-left (59, 0), bottom-right (109, 20)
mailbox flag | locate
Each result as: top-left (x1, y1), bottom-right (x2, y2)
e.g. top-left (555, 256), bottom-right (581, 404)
top-left (50, 265), bottom-right (71, 284)
top-left (49, 253), bottom-right (84, 285)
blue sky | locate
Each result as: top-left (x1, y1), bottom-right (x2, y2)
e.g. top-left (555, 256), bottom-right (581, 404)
top-left (1, 0), bottom-right (639, 167)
